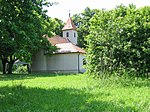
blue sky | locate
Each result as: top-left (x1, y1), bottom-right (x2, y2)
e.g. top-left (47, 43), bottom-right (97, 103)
top-left (46, 0), bottom-right (150, 21)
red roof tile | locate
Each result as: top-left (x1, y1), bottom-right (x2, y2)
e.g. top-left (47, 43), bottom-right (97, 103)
top-left (62, 17), bottom-right (77, 31)
top-left (47, 35), bottom-right (85, 54)
top-left (48, 35), bottom-right (70, 45)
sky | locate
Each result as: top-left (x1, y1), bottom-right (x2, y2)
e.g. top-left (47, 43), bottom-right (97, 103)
top-left (45, 0), bottom-right (150, 22)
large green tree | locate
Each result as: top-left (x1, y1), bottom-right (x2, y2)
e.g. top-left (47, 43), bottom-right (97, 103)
top-left (72, 7), bottom-right (100, 48)
top-left (0, 0), bottom-right (56, 74)
top-left (86, 5), bottom-right (150, 77)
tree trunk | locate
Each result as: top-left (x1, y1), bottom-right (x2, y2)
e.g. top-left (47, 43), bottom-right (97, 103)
top-left (2, 62), bottom-right (6, 74)
top-left (7, 56), bottom-right (15, 74)
top-left (2, 60), bottom-right (6, 74)
top-left (1, 58), bottom-right (8, 74)
top-left (27, 64), bottom-right (31, 74)
top-left (7, 61), bottom-right (14, 74)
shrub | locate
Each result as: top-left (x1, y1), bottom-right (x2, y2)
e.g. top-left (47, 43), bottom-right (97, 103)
top-left (14, 65), bottom-right (28, 74)
top-left (86, 5), bottom-right (150, 77)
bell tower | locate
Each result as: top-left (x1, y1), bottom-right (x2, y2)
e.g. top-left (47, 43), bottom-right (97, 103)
top-left (62, 12), bottom-right (78, 45)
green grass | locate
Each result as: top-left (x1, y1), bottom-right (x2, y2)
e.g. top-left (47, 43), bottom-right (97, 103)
top-left (0, 73), bottom-right (150, 112)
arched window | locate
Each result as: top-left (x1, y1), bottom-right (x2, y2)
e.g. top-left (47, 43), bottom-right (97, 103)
top-left (66, 32), bottom-right (69, 37)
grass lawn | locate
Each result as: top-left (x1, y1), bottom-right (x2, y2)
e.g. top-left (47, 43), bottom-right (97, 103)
top-left (0, 73), bottom-right (150, 112)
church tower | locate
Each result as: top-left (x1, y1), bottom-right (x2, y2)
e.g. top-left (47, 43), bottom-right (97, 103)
top-left (62, 15), bottom-right (78, 45)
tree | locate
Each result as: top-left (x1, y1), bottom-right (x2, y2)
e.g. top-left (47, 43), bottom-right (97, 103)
top-left (0, 0), bottom-right (56, 74)
top-left (0, 60), bottom-right (2, 73)
top-left (72, 7), bottom-right (100, 48)
top-left (52, 18), bottom-right (64, 36)
top-left (86, 5), bottom-right (150, 77)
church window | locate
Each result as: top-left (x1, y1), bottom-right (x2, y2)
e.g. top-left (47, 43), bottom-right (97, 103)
top-left (66, 32), bottom-right (69, 37)
top-left (74, 32), bottom-right (76, 37)
top-left (83, 58), bottom-right (86, 65)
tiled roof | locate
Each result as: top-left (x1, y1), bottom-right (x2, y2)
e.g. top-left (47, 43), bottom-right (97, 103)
top-left (47, 35), bottom-right (85, 54)
top-left (55, 43), bottom-right (85, 54)
top-left (48, 35), bottom-right (70, 45)
top-left (62, 17), bottom-right (77, 31)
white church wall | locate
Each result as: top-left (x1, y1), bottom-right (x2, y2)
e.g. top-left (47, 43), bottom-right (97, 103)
top-left (31, 51), bottom-right (86, 73)
top-left (46, 53), bottom-right (79, 73)
top-left (31, 50), bottom-right (47, 72)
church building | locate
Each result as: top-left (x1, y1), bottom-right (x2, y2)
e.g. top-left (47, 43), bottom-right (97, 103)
top-left (31, 17), bottom-right (86, 73)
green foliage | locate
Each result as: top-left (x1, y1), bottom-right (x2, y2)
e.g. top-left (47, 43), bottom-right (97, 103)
top-left (14, 66), bottom-right (28, 74)
top-left (94, 72), bottom-right (150, 88)
top-left (0, 0), bottom-right (56, 74)
top-left (86, 5), bottom-right (150, 77)
top-left (72, 7), bottom-right (100, 48)
top-left (0, 60), bottom-right (2, 72)
top-left (0, 74), bottom-right (149, 111)
top-left (52, 18), bottom-right (64, 36)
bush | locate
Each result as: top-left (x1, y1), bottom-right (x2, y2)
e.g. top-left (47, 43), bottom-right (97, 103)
top-left (96, 72), bottom-right (150, 88)
top-left (86, 5), bottom-right (150, 77)
top-left (14, 65), bottom-right (28, 74)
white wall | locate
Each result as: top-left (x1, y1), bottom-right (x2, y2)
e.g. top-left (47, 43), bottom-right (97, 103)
top-left (46, 53), bottom-right (78, 73)
top-left (63, 30), bottom-right (77, 45)
top-left (31, 51), bottom-right (86, 73)
top-left (31, 50), bottom-right (47, 72)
